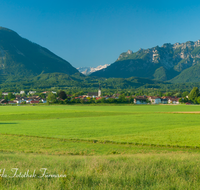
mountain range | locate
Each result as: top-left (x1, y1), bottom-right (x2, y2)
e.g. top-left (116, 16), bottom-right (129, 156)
top-left (1, 26), bottom-right (200, 90)
top-left (91, 41), bottom-right (200, 83)
top-left (0, 26), bottom-right (166, 90)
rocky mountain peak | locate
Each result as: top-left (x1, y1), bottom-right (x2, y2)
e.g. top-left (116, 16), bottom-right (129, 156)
top-left (91, 39), bottom-right (200, 83)
top-left (127, 50), bottom-right (133, 54)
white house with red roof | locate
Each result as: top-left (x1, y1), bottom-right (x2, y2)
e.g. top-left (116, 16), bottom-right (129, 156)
top-left (168, 97), bottom-right (180, 104)
top-left (148, 96), bottom-right (161, 104)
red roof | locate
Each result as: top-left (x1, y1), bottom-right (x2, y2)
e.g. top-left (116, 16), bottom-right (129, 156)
top-left (30, 100), bottom-right (39, 104)
top-left (168, 97), bottom-right (180, 101)
top-left (148, 96), bottom-right (161, 99)
top-left (8, 101), bottom-right (16, 104)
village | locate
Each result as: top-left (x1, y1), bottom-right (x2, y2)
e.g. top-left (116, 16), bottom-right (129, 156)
top-left (0, 88), bottom-right (183, 105)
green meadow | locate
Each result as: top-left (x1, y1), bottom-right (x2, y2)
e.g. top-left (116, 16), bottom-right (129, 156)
top-left (1, 104), bottom-right (200, 189)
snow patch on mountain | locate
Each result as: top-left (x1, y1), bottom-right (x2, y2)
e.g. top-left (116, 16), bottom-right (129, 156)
top-left (77, 64), bottom-right (110, 75)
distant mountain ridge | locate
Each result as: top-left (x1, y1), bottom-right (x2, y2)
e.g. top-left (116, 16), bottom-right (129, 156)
top-left (1, 26), bottom-right (200, 90)
top-left (91, 40), bottom-right (200, 83)
top-left (0, 27), bottom-right (79, 78)
top-left (0, 27), bottom-right (168, 90)
top-left (77, 64), bottom-right (110, 75)
top-left (0, 26), bottom-right (177, 91)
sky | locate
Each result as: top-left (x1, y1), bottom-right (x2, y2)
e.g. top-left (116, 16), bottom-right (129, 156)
top-left (1, 0), bottom-right (200, 68)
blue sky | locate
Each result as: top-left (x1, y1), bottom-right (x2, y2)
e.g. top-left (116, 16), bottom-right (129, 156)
top-left (1, 0), bottom-right (200, 68)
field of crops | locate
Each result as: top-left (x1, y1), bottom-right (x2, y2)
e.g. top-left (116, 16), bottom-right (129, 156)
top-left (1, 104), bottom-right (200, 189)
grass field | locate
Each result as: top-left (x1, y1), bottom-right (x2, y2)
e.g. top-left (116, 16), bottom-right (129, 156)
top-left (1, 104), bottom-right (200, 189)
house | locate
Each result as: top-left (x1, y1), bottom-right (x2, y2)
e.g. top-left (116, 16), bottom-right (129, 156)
top-left (42, 91), bottom-right (49, 94)
top-left (148, 96), bottom-right (161, 104)
top-left (20, 91), bottom-right (25, 95)
top-left (28, 91), bottom-right (36, 95)
top-left (13, 99), bottom-right (26, 104)
top-left (86, 92), bottom-right (98, 98)
top-left (168, 97), bottom-right (180, 104)
top-left (15, 95), bottom-right (21, 99)
top-left (95, 97), bottom-right (102, 100)
top-left (2, 92), bottom-right (9, 96)
top-left (30, 100), bottom-right (39, 104)
top-left (13, 96), bottom-right (27, 104)
top-left (26, 99), bottom-right (32, 104)
top-left (0, 99), bottom-right (7, 104)
top-left (161, 98), bottom-right (168, 104)
top-left (134, 96), bottom-right (147, 104)
top-left (8, 101), bottom-right (16, 105)
top-left (41, 99), bottom-right (47, 103)
top-left (28, 96), bottom-right (40, 99)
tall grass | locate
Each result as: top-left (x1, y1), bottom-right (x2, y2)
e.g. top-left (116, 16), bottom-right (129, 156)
top-left (0, 153), bottom-right (200, 189)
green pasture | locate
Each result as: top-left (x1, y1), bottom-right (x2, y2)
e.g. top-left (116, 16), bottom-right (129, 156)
top-left (1, 104), bottom-right (200, 189)
top-left (0, 105), bottom-right (200, 150)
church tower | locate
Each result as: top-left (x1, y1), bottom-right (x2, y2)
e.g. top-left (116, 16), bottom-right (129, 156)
top-left (98, 83), bottom-right (101, 97)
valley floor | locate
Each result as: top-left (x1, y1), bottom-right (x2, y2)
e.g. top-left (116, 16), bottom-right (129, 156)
top-left (0, 104), bottom-right (200, 189)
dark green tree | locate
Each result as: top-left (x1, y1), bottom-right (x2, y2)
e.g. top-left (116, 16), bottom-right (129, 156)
top-left (47, 93), bottom-right (57, 103)
top-left (129, 96), bottom-right (134, 103)
top-left (4, 95), bottom-right (8, 101)
top-left (197, 97), bottom-right (200, 104)
top-left (118, 94), bottom-right (126, 103)
top-left (59, 90), bottom-right (67, 100)
top-left (39, 93), bottom-right (46, 99)
top-left (159, 91), bottom-right (163, 97)
top-left (8, 93), bottom-right (15, 100)
top-left (188, 87), bottom-right (199, 102)
top-left (182, 91), bottom-right (189, 97)
top-left (80, 99), bottom-right (85, 104)
top-left (100, 98), bottom-right (106, 103)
